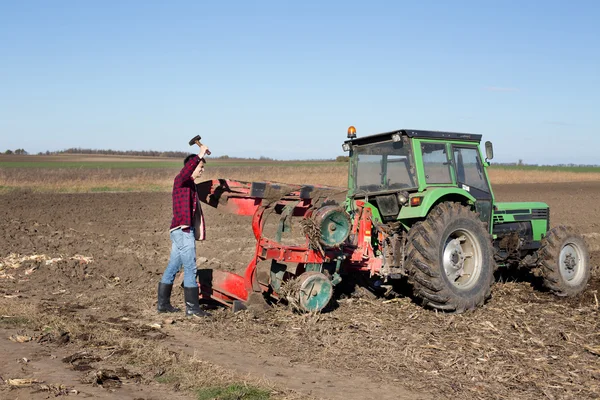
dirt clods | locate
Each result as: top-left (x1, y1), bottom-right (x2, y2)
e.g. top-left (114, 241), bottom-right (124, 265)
top-left (1, 185), bottom-right (599, 400)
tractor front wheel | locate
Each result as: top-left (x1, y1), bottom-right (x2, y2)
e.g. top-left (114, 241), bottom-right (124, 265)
top-left (406, 202), bottom-right (495, 313)
top-left (538, 225), bottom-right (590, 297)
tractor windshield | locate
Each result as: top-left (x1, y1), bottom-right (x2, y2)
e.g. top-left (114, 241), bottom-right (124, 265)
top-left (354, 140), bottom-right (417, 193)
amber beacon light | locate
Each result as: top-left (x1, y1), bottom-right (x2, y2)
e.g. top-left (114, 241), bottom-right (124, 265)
top-left (347, 126), bottom-right (357, 139)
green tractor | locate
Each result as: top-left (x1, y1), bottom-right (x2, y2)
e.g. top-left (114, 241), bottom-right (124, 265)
top-left (340, 127), bottom-right (590, 312)
top-left (196, 127), bottom-right (591, 313)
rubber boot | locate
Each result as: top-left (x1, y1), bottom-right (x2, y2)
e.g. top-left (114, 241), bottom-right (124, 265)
top-left (184, 286), bottom-right (211, 317)
top-left (157, 283), bottom-right (181, 313)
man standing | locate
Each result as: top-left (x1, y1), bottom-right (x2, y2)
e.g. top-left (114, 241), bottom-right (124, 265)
top-left (157, 145), bottom-right (210, 317)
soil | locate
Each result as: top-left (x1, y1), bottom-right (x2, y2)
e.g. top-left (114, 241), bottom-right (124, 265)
top-left (1, 182), bottom-right (599, 399)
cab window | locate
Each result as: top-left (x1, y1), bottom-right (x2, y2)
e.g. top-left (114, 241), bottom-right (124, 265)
top-left (453, 146), bottom-right (489, 192)
top-left (421, 142), bottom-right (452, 184)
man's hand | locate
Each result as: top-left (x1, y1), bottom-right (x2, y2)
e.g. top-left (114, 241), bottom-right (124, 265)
top-left (198, 144), bottom-right (210, 158)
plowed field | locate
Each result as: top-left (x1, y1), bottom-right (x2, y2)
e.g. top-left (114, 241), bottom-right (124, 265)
top-left (1, 182), bottom-right (599, 400)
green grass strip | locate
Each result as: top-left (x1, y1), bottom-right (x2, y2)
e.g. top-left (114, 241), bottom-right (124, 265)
top-left (0, 161), bottom-right (181, 169)
top-left (196, 384), bottom-right (271, 400)
top-left (90, 186), bottom-right (137, 192)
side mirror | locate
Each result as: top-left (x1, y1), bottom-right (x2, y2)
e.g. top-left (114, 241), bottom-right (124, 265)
top-left (485, 141), bottom-right (494, 161)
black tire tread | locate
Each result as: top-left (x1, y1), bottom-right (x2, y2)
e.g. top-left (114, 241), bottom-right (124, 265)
top-left (538, 225), bottom-right (590, 297)
top-left (406, 202), bottom-right (495, 313)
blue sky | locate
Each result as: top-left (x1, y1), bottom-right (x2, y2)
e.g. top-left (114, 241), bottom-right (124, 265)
top-left (0, 1), bottom-right (598, 164)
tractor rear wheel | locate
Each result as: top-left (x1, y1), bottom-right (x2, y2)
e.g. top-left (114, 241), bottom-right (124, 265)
top-left (538, 225), bottom-right (590, 297)
top-left (406, 202), bottom-right (495, 313)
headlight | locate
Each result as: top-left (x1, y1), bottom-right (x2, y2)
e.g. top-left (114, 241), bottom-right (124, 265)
top-left (391, 133), bottom-right (401, 142)
top-left (342, 143), bottom-right (351, 152)
top-left (397, 193), bottom-right (408, 205)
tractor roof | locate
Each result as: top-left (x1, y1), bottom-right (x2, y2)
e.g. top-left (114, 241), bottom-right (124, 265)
top-left (345, 129), bottom-right (482, 146)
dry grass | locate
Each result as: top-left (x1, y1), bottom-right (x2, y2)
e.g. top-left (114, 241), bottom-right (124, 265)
top-left (0, 166), bottom-right (348, 192)
top-left (488, 169), bottom-right (600, 184)
top-left (0, 298), bottom-right (297, 399)
top-left (1, 164), bottom-right (599, 193)
top-left (0, 168), bottom-right (175, 192)
top-left (208, 279), bottom-right (600, 400)
top-left (0, 301), bottom-right (37, 328)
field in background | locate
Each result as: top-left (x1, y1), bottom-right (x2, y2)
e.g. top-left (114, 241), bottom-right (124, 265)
top-left (1, 154), bottom-right (599, 192)
top-left (498, 164), bottom-right (600, 173)
top-left (0, 154), bottom-right (338, 169)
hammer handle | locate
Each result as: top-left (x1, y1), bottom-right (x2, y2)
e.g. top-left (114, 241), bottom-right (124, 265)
top-left (194, 139), bottom-right (211, 156)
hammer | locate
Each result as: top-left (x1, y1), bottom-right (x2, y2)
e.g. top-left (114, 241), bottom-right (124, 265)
top-left (189, 135), bottom-right (211, 156)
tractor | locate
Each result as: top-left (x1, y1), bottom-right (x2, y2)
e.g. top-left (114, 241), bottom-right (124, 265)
top-left (195, 127), bottom-right (590, 313)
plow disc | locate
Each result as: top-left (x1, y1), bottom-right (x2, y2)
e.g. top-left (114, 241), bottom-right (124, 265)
top-left (293, 271), bottom-right (334, 312)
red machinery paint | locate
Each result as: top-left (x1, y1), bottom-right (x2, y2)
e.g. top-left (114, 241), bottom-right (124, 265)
top-left (195, 179), bottom-right (382, 308)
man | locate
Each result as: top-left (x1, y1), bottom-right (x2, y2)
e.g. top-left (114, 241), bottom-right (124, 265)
top-left (157, 145), bottom-right (210, 317)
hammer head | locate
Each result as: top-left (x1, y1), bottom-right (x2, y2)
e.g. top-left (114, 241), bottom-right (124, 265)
top-left (189, 135), bottom-right (201, 146)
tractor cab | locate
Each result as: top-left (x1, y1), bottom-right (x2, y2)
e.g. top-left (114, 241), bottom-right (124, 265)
top-left (342, 127), bottom-right (495, 226)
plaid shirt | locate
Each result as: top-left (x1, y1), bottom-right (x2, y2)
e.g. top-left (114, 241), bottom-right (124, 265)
top-left (170, 156), bottom-right (200, 231)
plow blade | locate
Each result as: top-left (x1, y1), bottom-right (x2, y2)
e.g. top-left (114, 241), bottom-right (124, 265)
top-left (197, 268), bottom-right (271, 310)
top-left (196, 179), bottom-right (347, 216)
top-left (197, 269), bottom-right (249, 305)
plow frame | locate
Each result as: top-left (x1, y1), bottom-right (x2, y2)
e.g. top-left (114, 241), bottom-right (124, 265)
top-left (195, 179), bottom-right (385, 308)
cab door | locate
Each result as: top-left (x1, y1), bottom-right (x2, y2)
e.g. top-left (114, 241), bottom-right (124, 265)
top-left (452, 146), bottom-right (493, 227)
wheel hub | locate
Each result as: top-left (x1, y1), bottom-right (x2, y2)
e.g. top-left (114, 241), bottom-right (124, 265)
top-left (559, 244), bottom-right (582, 282)
top-left (443, 239), bottom-right (466, 281)
top-left (565, 254), bottom-right (576, 270)
top-left (442, 230), bottom-right (482, 290)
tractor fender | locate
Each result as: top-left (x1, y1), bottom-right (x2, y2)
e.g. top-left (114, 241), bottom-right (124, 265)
top-left (398, 188), bottom-right (476, 221)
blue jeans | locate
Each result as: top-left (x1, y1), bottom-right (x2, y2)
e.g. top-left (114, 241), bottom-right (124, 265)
top-left (161, 228), bottom-right (198, 288)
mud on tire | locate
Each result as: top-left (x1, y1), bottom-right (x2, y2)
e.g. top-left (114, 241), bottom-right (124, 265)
top-left (538, 225), bottom-right (590, 297)
top-left (406, 202), bottom-right (495, 313)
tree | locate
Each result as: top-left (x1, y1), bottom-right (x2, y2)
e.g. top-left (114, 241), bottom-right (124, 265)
top-left (14, 149), bottom-right (28, 155)
top-left (4, 149), bottom-right (13, 155)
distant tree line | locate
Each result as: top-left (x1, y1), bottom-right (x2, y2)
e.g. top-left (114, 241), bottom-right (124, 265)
top-left (55, 148), bottom-right (189, 158)
top-left (4, 149), bottom-right (28, 155)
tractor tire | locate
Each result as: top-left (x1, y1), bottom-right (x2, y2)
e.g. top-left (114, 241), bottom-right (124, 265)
top-left (406, 202), bottom-right (495, 313)
top-left (538, 225), bottom-right (590, 297)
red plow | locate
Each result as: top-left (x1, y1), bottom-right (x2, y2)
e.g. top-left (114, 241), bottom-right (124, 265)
top-left (195, 178), bottom-right (383, 312)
